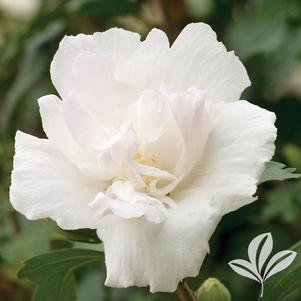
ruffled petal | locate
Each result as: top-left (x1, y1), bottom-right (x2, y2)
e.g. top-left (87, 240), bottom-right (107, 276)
top-left (179, 100), bottom-right (277, 213)
top-left (62, 95), bottom-right (114, 149)
top-left (97, 188), bottom-right (220, 292)
top-left (165, 88), bottom-right (211, 176)
top-left (10, 131), bottom-right (101, 229)
top-left (132, 89), bottom-right (211, 177)
top-left (50, 28), bottom-right (140, 99)
top-left (68, 52), bottom-right (137, 126)
top-left (132, 90), bottom-right (184, 174)
top-left (39, 94), bottom-right (113, 181)
top-left (38, 94), bottom-right (78, 157)
top-left (97, 124), bottom-right (140, 181)
top-left (90, 180), bottom-right (167, 224)
top-left (166, 23), bottom-right (250, 102)
top-left (116, 28), bottom-right (170, 89)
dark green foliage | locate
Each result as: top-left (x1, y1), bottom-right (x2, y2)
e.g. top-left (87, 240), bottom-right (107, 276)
top-left (18, 248), bottom-right (104, 301)
top-left (56, 227), bottom-right (101, 244)
top-left (1, 0), bottom-right (301, 300)
top-left (262, 241), bottom-right (301, 301)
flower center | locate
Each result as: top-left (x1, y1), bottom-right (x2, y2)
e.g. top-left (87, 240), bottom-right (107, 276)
top-left (133, 150), bottom-right (157, 186)
top-left (134, 150), bottom-right (155, 166)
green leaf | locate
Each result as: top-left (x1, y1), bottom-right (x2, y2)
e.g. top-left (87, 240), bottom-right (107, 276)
top-left (261, 28), bottom-right (301, 93)
top-left (18, 248), bottom-right (104, 301)
top-left (259, 161), bottom-right (301, 184)
top-left (261, 240), bottom-right (301, 301)
top-left (55, 227), bottom-right (101, 244)
top-left (1, 21), bottom-right (63, 136)
top-left (226, 0), bottom-right (293, 60)
top-left (78, 270), bottom-right (104, 301)
top-left (261, 183), bottom-right (301, 224)
top-left (283, 144), bottom-right (301, 172)
top-left (0, 221), bottom-right (53, 263)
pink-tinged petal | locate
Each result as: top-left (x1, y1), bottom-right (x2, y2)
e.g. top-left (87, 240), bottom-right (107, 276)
top-left (97, 124), bottom-right (140, 182)
top-left (165, 88), bottom-right (211, 176)
top-left (62, 95), bottom-right (114, 149)
top-left (10, 131), bottom-right (101, 230)
top-left (97, 188), bottom-right (220, 292)
top-left (179, 100), bottom-right (277, 213)
top-left (132, 89), bottom-right (211, 178)
top-left (68, 52), bottom-right (138, 126)
top-left (166, 23), bottom-right (250, 102)
top-left (133, 90), bottom-right (184, 174)
top-left (38, 94), bottom-right (113, 181)
top-left (50, 28), bottom-right (140, 99)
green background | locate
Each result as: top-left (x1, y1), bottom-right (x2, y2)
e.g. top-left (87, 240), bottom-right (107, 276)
top-left (0, 0), bottom-right (301, 300)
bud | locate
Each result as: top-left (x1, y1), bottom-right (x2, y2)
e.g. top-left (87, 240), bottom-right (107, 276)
top-left (196, 278), bottom-right (231, 301)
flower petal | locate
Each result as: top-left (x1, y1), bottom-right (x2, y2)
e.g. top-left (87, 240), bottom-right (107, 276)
top-left (62, 95), bottom-right (114, 148)
top-left (166, 23), bottom-right (250, 102)
top-left (181, 100), bottom-right (277, 213)
top-left (38, 94), bottom-right (78, 157)
top-left (10, 131), bottom-right (101, 229)
top-left (165, 88), bottom-right (211, 176)
top-left (132, 90), bottom-right (184, 174)
top-left (90, 181), bottom-right (167, 224)
top-left (97, 188), bottom-right (220, 292)
top-left (97, 124), bottom-right (140, 182)
top-left (68, 52), bottom-right (137, 126)
top-left (39, 94), bottom-right (112, 181)
top-left (116, 28), bottom-right (170, 89)
top-left (51, 28), bottom-right (140, 99)
top-left (132, 89), bottom-right (211, 177)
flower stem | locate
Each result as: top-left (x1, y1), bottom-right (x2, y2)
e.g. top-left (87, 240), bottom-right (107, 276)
top-left (176, 281), bottom-right (198, 301)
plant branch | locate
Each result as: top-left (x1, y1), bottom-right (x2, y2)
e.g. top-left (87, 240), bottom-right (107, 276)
top-left (176, 281), bottom-right (198, 301)
top-left (7, 211), bottom-right (20, 234)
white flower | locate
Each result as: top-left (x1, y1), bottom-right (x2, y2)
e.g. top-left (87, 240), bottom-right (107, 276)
top-left (10, 23), bottom-right (277, 292)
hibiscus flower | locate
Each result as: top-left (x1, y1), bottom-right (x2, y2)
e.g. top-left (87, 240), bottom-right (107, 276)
top-left (10, 23), bottom-right (276, 292)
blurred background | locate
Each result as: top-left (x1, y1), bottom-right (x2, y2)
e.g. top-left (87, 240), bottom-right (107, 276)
top-left (0, 0), bottom-right (301, 300)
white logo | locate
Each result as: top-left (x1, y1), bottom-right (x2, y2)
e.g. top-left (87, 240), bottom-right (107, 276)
top-left (228, 232), bottom-right (297, 297)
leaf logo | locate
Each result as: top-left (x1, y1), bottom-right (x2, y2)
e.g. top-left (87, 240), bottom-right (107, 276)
top-left (228, 232), bottom-right (297, 297)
